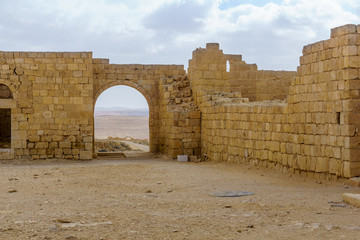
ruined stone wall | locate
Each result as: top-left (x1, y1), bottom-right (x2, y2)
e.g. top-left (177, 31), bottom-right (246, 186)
top-left (1, 24), bottom-right (359, 179)
top-left (0, 52), bottom-right (94, 160)
top-left (200, 95), bottom-right (289, 169)
top-left (92, 60), bottom-right (188, 154)
top-left (229, 70), bottom-right (295, 101)
top-left (0, 51), bottom-right (201, 160)
top-left (289, 24), bottom-right (360, 177)
top-left (192, 24), bottom-right (360, 178)
top-left (188, 43), bottom-right (295, 103)
top-left (157, 75), bottom-right (201, 157)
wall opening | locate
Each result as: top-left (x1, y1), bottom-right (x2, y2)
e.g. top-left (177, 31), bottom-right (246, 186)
top-left (336, 112), bottom-right (341, 124)
top-left (226, 60), bottom-right (230, 72)
top-left (0, 109), bottom-right (11, 148)
top-left (94, 85), bottom-right (150, 154)
top-left (0, 84), bottom-right (13, 149)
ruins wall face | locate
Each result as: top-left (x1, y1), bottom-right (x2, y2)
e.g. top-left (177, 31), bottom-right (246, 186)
top-left (1, 24), bottom-right (359, 178)
top-left (190, 24), bottom-right (360, 178)
top-left (0, 52), bottom-right (94, 160)
top-left (92, 59), bottom-right (188, 154)
top-left (188, 43), bottom-right (296, 103)
top-left (0, 53), bottom-right (196, 160)
top-left (157, 75), bottom-right (201, 157)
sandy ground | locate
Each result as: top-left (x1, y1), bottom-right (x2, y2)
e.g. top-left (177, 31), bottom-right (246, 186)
top-left (1, 157), bottom-right (360, 240)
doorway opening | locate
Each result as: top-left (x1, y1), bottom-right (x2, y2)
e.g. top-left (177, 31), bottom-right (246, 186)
top-left (94, 85), bottom-right (150, 156)
top-left (0, 84), bottom-right (13, 149)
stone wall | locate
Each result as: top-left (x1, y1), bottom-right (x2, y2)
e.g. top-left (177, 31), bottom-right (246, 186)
top-left (188, 43), bottom-right (295, 103)
top-left (0, 52), bottom-right (94, 160)
top-left (92, 60), bottom-right (187, 154)
top-left (0, 52), bottom-right (199, 160)
top-left (190, 24), bottom-right (360, 178)
top-left (157, 75), bottom-right (201, 157)
top-left (1, 24), bottom-right (359, 179)
top-left (290, 24), bottom-right (360, 178)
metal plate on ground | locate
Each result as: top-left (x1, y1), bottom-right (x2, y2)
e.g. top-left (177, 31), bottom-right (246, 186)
top-left (212, 191), bottom-right (254, 197)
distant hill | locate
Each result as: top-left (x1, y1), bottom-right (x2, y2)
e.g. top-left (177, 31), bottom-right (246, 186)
top-left (94, 107), bottom-right (149, 117)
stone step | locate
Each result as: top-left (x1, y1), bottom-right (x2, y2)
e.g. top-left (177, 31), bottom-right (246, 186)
top-left (342, 193), bottom-right (360, 208)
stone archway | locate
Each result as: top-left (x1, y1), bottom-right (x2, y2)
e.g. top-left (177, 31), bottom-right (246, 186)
top-left (94, 80), bottom-right (153, 107)
top-left (93, 82), bottom-right (153, 154)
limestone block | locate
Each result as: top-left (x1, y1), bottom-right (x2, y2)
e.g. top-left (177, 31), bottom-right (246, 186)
top-left (35, 142), bottom-right (48, 149)
top-left (343, 193), bottom-right (360, 208)
top-left (190, 111), bottom-right (201, 119)
top-left (170, 140), bottom-right (182, 149)
top-left (315, 157), bottom-right (329, 172)
top-left (68, 64), bottom-right (79, 71)
top-left (63, 149), bottom-right (72, 155)
top-left (85, 143), bottom-right (92, 151)
top-left (59, 142), bottom-right (71, 149)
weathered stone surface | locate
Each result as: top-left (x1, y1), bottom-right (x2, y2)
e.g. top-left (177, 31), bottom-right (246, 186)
top-left (342, 193), bottom-right (360, 208)
top-left (1, 24), bottom-right (360, 179)
top-left (190, 24), bottom-right (360, 178)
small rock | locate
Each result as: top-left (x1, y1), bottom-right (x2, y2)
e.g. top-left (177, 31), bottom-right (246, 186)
top-left (246, 224), bottom-right (254, 228)
top-left (65, 236), bottom-right (78, 240)
top-left (55, 219), bottom-right (71, 223)
top-left (0, 227), bottom-right (13, 232)
top-left (8, 189), bottom-right (17, 193)
top-left (225, 205), bottom-right (232, 208)
top-left (145, 190), bottom-right (152, 193)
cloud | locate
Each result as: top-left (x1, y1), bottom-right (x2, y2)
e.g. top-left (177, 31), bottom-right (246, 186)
top-left (0, 0), bottom-right (358, 71)
top-left (194, 0), bottom-right (360, 70)
top-left (143, 0), bottom-right (211, 33)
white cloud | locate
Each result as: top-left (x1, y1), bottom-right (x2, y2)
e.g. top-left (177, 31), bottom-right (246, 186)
top-left (0, 0), bottom-right (358, 71)
top-left (0, 0), bottom-right (359, 107)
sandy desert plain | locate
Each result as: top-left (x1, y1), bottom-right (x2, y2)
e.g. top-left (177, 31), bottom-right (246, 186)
top-left (1, 114), bottom-right (360, 239)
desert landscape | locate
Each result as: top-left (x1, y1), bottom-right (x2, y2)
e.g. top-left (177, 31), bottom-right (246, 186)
top-left (1, 158), bottom-right (360, 239)
top-left (94, 108), bottom-right (149, 153)
top-left (1, 1), bottom-right (360, 239)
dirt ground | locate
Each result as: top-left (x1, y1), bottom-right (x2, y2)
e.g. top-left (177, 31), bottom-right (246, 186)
top-left (1, 157), bottom-right (360, 240)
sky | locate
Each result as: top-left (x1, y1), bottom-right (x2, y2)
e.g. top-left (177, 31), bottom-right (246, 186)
top-left (0, 0), bottom-right (359, 109)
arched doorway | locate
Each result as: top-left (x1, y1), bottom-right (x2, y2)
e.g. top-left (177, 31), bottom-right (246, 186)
top-left (94, 85), bottom-right (150, 156)
top-left (0, 84), bottom-right (13, 149)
